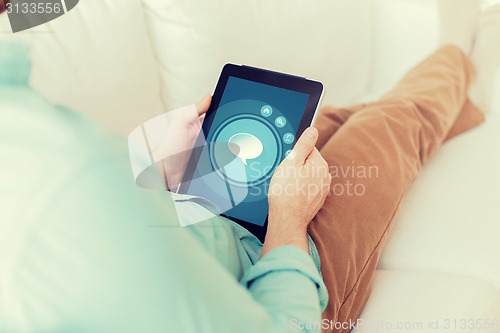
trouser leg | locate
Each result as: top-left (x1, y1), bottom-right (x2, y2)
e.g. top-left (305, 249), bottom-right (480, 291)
top-left (308, 45), bottom-right (478, 332)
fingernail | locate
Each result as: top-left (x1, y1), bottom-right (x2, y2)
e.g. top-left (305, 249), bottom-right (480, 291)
top-left (305, 127), bottom-right (318, 139)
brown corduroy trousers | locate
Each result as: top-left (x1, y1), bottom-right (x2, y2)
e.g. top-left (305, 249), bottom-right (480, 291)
top-left (308, 45), bottom-right (485, 333)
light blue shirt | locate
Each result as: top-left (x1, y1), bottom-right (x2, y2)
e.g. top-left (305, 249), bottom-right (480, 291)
top-left (0, 42), bottom-right (328, 333)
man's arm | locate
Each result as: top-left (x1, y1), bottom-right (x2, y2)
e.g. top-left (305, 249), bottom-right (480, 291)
top-left (1, 77), bottom-right (330, 332)
top-left (262, 127), bottom-right (332, 257)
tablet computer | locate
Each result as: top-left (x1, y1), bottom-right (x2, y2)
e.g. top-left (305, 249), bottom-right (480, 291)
top-left (178, 64), bottom-right (323, 241)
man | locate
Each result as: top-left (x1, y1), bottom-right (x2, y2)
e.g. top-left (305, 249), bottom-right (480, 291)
top-left (1, 2), bottom-right (498, 332)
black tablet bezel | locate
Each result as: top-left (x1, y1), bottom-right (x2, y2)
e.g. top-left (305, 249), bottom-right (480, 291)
top-left (178, 63), bottom-right (323, 242)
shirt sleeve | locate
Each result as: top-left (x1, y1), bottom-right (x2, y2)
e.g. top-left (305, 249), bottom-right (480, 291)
top-left (2, 162), bottom-right (328, 333)
top-left (241, 245), bottom-right (329, 331)
top-left (1, 103), bottom-right (327, 333)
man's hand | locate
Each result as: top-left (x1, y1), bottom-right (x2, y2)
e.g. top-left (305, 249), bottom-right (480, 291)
top-left (261, 127), bottom-right (332, 257)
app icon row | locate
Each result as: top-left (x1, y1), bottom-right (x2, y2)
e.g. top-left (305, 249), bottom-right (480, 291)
top-left (260, 105), bottom-right (294, 146)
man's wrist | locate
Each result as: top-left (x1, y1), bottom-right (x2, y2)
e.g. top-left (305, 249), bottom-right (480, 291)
top-left (261, 218), bottom-right (309, 258)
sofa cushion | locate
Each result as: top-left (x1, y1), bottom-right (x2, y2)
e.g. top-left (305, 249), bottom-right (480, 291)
top-left (379, 114), bottom-right (500, 288)
top-left (356, 270), bottom-right (500, 333)
top-left (363, 0), bottom-right (500, 289)
top-left (368, 0), bottom-right (500, 116)
top-left (142, 0), bottom-right (373, 110)
top-left (366, 0), bottom-right (439, 99)
top-left (0, 0), bottom-right (164, 135)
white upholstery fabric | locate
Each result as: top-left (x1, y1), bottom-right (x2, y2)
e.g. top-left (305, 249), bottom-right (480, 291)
top-left (367, 0), bottom-right (500, 114)
top-left (492, 69), bottom-right (500, 115)
top-left (142, 0), bottom-right (373, 110)
top-left (365, 0), bottom-right (500, 290)
top-left (2, 1), bottom-right (499, 325)
top-left (0, 0), bottom-right (164, 135)
top-left (379, 114), bottom-right (500, 287)
top-left (365, 0), bottom-right (440, 100)
top-left (357, 270), bottom-right (500, 333)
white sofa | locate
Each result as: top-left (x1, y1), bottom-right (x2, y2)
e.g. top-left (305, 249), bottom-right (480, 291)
top-left (1, 0), bottom-right (499, 331)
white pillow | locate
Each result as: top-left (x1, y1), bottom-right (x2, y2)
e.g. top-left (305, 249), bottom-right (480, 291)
top-left (142, 0), bottom-right (373, 110)
top-left (366, 0), bottom-right (439, 100)
top-left (0, 0), bottom-right (164, 136)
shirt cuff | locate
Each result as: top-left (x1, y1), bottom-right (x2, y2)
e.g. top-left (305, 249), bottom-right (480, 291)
top-left (240, 245), bottom-right (328, 310)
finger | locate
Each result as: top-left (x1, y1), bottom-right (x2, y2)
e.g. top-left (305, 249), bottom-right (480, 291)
top-left (305, 147), bottom-right (321, 162)
top-left (306, 148), bottom-right (328, 167)
top-left (292, 127), bottom-right (318, 163)
top-left (308, 149), bottom-right (330, 175)
top-left (195, 95), bottom-right (212, 116)
top-left (198, 114), bottom-right (206, 125)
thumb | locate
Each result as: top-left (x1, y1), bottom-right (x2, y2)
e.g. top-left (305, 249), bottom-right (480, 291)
top-left (195, 95), bottom-right (212, 116)
top-left (291, 127), bottom-right (318, 163)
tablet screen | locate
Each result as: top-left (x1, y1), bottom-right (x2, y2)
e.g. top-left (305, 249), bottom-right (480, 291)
top-left (183, 75), bottom-right (311, 227)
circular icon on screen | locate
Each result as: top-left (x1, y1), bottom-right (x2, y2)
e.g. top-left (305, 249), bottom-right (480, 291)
top-left (283, 132), bottom-right (295, 144)
top-left (260, 105), bottom-right (273, 117)
top-left (275, 116), bottom-right (287, 128)
top-left (210, 114), bottom-right (282, 187)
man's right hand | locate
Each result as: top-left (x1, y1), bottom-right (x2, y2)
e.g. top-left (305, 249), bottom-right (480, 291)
top-left (261, 127), bottom-right (331, 257)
